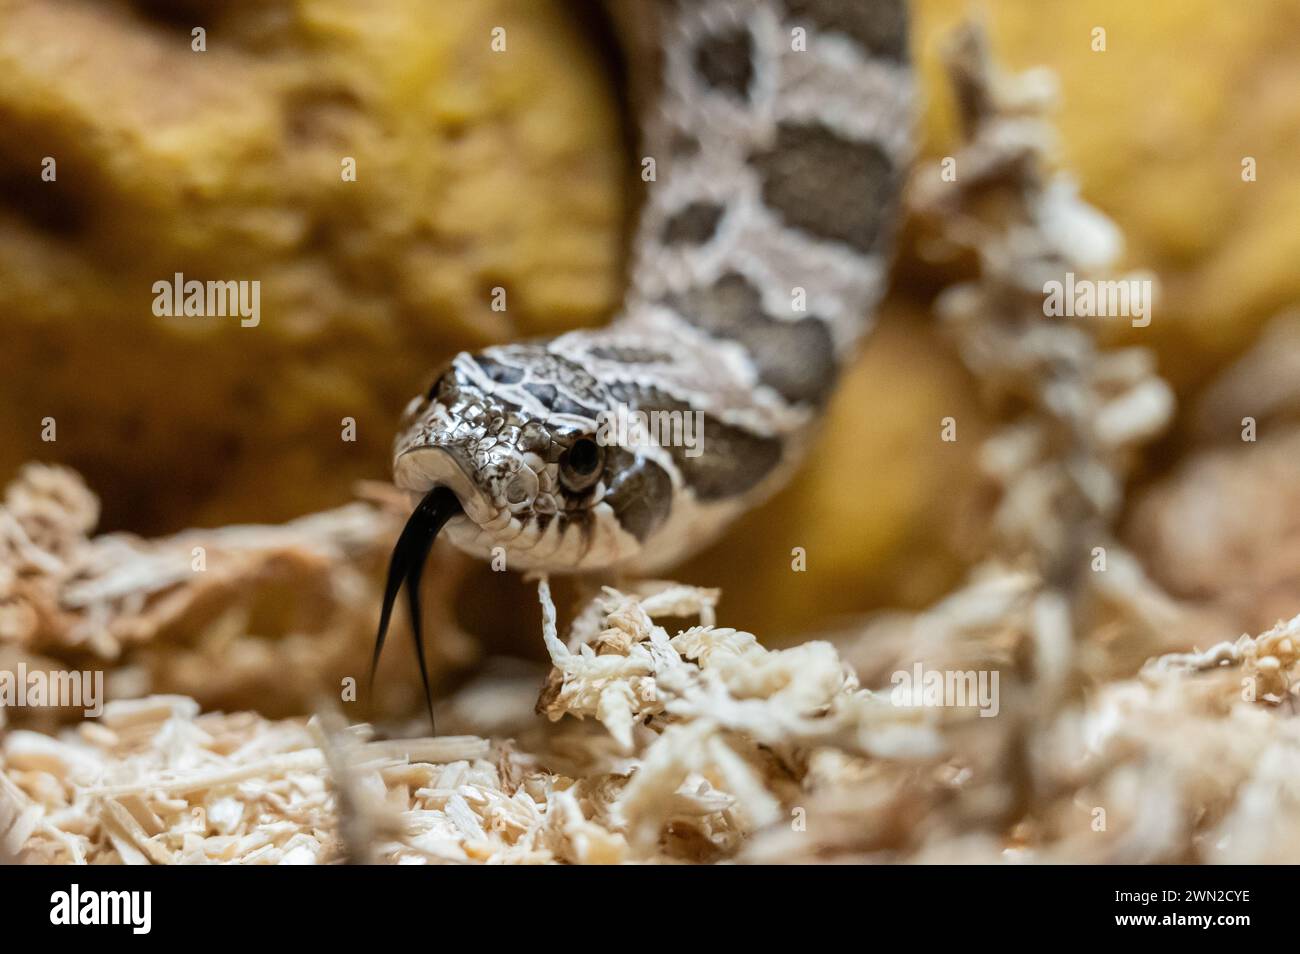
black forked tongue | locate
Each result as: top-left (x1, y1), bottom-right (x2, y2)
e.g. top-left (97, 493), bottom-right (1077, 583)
top-left (370, 486), bottom-right (462, 734)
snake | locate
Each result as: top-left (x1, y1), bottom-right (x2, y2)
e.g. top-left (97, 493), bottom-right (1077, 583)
top-left (372, 0), bottom-right (914, 726)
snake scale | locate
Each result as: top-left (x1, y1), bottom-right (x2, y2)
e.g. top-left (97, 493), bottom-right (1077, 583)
top-left (373, 0), bottom-right (914, 724)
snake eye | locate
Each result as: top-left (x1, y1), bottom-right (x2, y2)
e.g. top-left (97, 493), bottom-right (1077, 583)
top-left (560, 438), bottom-right (604, 491)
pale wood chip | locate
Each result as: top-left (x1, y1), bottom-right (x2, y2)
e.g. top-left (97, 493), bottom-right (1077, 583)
top-left (98, 795), bottom-right (175, 865)
top-left (361, 736), bottom-right (489, 764)
top-left (86, 749), bottom-right (325, 798)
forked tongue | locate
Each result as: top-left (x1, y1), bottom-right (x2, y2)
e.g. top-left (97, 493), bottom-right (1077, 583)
top-left (370, 486), bottom-right (462, 734)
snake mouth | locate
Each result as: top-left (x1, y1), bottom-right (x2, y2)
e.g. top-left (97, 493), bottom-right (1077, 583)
top-left (393, 446), bottom-right (495, 525)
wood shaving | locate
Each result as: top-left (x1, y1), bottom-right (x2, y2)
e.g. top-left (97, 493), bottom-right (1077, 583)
top-left (6, 582), bottom-right (1300, 864)
top-left (0, 464), bottom-right (474, 723)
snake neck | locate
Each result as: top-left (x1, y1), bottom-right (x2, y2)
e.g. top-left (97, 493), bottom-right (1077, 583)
top-left (550, 0), bottom-right (914, 564)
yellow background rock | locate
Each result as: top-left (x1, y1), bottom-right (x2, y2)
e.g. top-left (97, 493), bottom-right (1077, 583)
top-left (0, 0), bottom-right (625, 532)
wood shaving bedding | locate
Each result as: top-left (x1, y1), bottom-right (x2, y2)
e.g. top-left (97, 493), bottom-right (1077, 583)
top-left (0, 578), bottom-right (936, 864)
top-left (5, 582), bottom-right (1300, 864)
top-left (0, 464), bottom-right (474, 724)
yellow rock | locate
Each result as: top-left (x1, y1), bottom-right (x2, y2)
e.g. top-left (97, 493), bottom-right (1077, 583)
top-left (0, 0), bottom-right (624, 533)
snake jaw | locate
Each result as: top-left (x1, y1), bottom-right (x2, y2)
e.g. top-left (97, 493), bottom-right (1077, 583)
top-left (393, 445), bottom-right (497, 526)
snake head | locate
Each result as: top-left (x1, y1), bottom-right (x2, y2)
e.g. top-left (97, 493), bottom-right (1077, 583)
top-left (391, 346), bottom-right (674, 573)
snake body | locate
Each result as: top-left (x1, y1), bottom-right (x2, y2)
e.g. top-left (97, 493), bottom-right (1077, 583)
top-left (390, 0), bottom-right (913, 584)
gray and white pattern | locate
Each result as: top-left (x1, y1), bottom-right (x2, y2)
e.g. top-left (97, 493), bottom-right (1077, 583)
top-left (391, 0), bottom-right (913, 574)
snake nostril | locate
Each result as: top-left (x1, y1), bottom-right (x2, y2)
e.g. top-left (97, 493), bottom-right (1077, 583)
top-left (505, 471), bottom-right (537, 507)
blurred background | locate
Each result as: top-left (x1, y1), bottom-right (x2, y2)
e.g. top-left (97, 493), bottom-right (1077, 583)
top-left (3, 0), bottom-right (1299, 662)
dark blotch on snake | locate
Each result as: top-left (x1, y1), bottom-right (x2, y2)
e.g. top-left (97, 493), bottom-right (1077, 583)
top-left (661, 201), bottom-right (726, 246)
top-left (511, 350), bottom-right (604, 405)
top-left (669, 129), bottom-right (701, 158)
top-left (693, 27), bottom-right (755, 100)
top-left (551, 394), bottom-right (601, 419)
top-left (524, 382), bottom-right (557, 406)
top-left (474, 355), bottom-right (525, 385)
top-left (605, 382), bottom-right (783, 501)
top-left (522, 381), bottom-right (598, 421)
top-left (602, 447), bottom-right (674, 540)
top-left (665, 272), bottom-right (837, 406)
top-left (750, 121), bottom-right (898, 255)
top-left (781, 0), bottom-right (908, 62)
